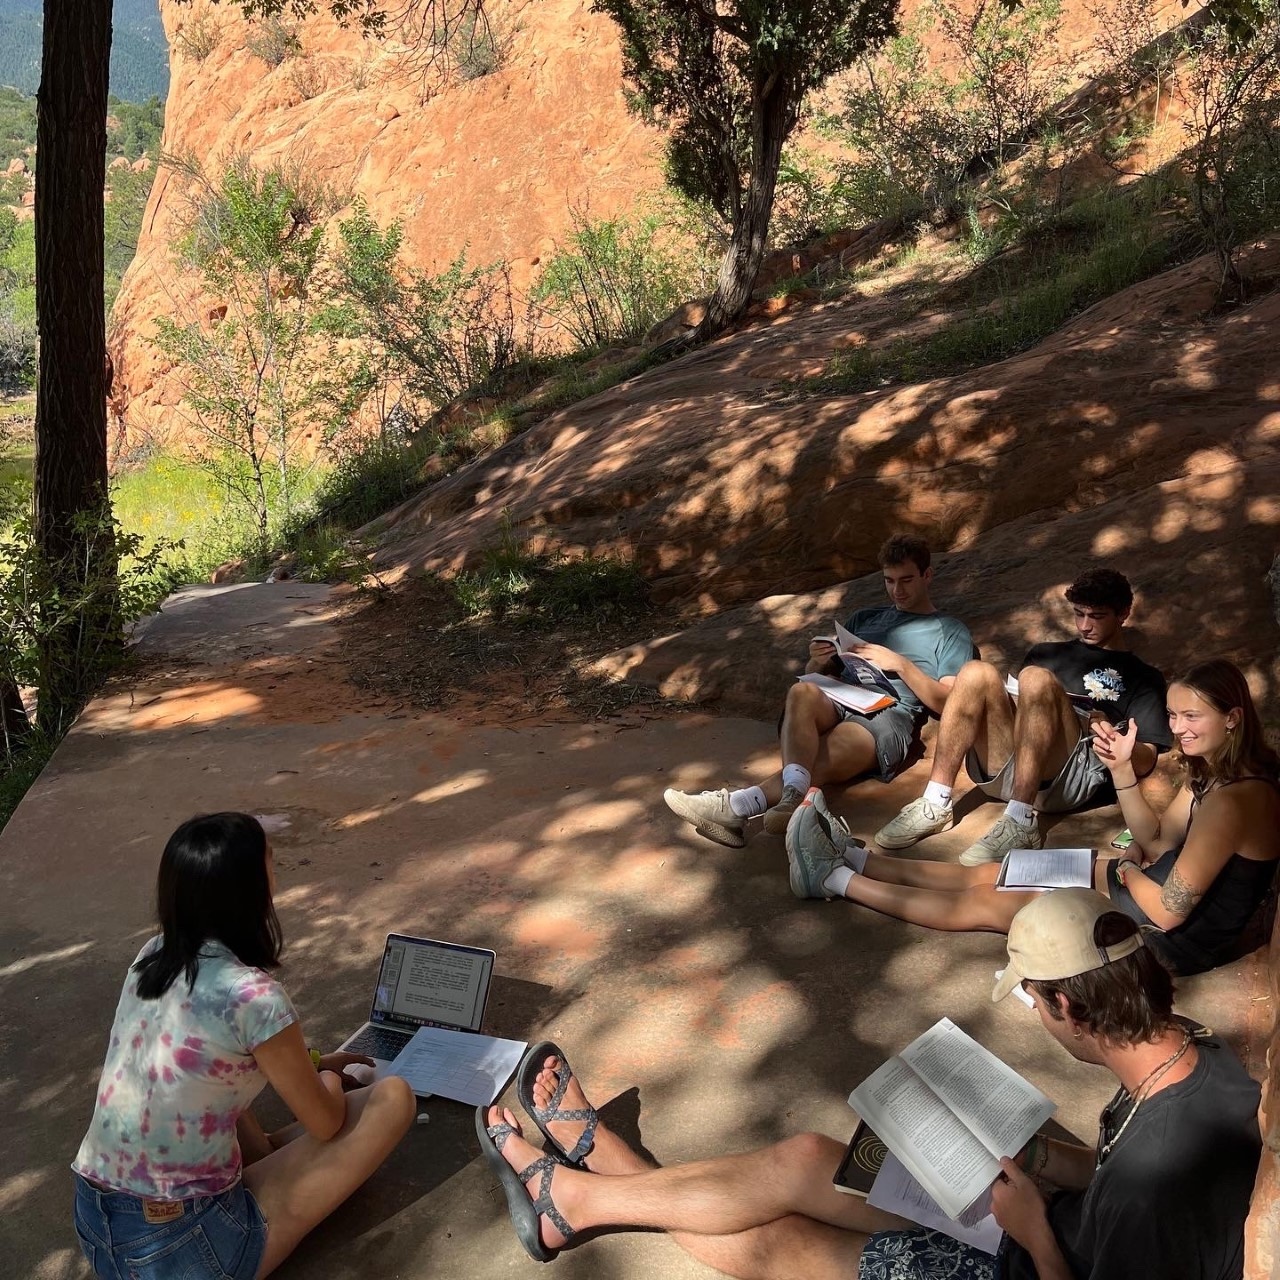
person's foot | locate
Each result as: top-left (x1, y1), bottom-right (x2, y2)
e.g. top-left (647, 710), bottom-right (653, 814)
top-left (532, 1055), bottom-right (602, 1170)
top-left (663, 787), bottom-right (746, 848)
top-left (762, 783), bottom-right (808, 835)
top-left (875, 795), bottom-right (955, 849)
top-left (786, 788), bottom-right (854, 899)
top-left (958, 813), bottom-right (1042, 866)
top-left (487, 1105), bottom-right (580, 1252)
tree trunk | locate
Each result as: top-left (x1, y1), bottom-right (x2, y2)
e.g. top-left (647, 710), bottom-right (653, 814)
top-left (697, 87), bottom-right (793, 340)
top-left (33, 0), bottom-right (113, 735)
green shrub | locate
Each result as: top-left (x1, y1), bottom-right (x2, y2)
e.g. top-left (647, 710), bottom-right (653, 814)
top-left (310, 432), bottom-right (432, 529)
top-left (453, 533), bottom-right (648, 624)
top-left (532, 213), bottom-right (689, 351)
top-left (246, 18), bottom-right (301, 68)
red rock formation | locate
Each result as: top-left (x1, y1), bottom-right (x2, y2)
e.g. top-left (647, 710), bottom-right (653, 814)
top-left (109, 0), bottom-right (665, 446)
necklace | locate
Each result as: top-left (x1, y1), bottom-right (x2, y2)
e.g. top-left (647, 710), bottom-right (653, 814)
top-left (1097, 1029), bottom-right (1192, 1164)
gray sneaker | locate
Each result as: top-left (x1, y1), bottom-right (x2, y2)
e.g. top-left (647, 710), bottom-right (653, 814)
top-left (875, 796), bottom-right (955, 850)
top-left (785, 788), bottom-right (854, 899)
top-left (662, 787), bottom-right (746, 848)
top-left (762, 784), bottom-right (808, 835)
top-left (958, 813), bottom-right (1042, 866)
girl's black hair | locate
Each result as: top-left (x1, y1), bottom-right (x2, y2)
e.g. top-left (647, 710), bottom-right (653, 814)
top-left (133, 812), bottom-right (282, 999)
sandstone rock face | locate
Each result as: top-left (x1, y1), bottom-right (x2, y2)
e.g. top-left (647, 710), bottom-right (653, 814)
top-left (369, 240), bottom-right (1280, 724)
top-left (109, 0), bottom-right (665, 448)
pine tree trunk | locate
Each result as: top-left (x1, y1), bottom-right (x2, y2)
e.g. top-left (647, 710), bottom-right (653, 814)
top-left (697, 86), bottom-right (793, 339)
top-left (32, 0), bottom-right (114, 735)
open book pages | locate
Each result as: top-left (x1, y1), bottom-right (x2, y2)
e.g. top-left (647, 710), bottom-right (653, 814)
top-left (996, 848), bottom-right (1095, 892)
top-left (797, 673), bottom-right (894, 715)
top-left (813, 619), bottom-right (867, 652)
top-left (847, 1017), bottom-right (1055, 1220)
top-left (1005, 673), bottom-right (1092, 709)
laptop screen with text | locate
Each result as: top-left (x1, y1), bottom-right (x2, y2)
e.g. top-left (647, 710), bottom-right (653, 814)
top-left (369, 934), bottom-right (493, 1032)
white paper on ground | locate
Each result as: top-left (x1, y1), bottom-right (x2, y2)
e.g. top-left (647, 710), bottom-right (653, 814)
top-left (867, 1152), bottom-right (1005, 1255)
top-left (998, 848), bottom-right (1094, 891)
top-left (385, 1024), bottom-right (527, 1105)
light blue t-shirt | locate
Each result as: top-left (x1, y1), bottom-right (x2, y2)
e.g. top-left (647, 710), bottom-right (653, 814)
top-left (847, 606), bottom-right (974, 719)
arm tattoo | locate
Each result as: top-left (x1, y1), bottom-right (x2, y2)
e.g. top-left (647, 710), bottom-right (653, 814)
top-left (1160, 866), bottom-right (1202, 919)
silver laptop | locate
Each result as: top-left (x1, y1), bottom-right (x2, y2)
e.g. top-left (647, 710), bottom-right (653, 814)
top-left (337, 933), bottom-right (496, 1081)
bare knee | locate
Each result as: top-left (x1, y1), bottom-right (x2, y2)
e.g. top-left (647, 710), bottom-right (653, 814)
top-left (785, 682), bottom-right (830, 718)
top-left (370, 1075), bottom-right (416, 1134)
top-left (1015, 665), bottom-right (1065, 702)
top-left (954, 659), bottom-right (1002, 691)
top-left (773, 1132), bottom-right (843, 1183)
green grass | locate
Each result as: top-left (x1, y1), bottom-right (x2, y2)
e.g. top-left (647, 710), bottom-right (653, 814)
top-left (0, 732), bottom-right (55, 833)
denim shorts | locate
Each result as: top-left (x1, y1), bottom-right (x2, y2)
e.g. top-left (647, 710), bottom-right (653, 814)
top-left (73, 1172), bottom-right (268, 1280)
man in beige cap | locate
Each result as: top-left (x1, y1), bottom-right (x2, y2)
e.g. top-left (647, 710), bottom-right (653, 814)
top-left (479, 890), bottom-right (1261, 1280)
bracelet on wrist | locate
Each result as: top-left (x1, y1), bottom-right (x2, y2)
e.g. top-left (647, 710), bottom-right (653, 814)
top-left (1114, 779), bottom-right (1140, 791)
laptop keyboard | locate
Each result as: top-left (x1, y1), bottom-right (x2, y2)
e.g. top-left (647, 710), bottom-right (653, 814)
top-left (346, 1025), bottom-right (414, 1061)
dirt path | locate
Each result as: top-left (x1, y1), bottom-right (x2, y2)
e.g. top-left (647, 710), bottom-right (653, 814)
top-left (0, 583), bottom-right (1268, 1279)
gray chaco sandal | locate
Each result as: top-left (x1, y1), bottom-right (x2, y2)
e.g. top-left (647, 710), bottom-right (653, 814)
top-left (517, 1040), bottom-right (599, 1169)
top-left (475, 1106), bottom-right (576, 1264)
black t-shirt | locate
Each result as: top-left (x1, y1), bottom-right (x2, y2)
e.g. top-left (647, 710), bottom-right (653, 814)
top-left (1003, 1030), bottom-right (1261, 1280)
top-left (1021, 640), bottom-right (1171, 750)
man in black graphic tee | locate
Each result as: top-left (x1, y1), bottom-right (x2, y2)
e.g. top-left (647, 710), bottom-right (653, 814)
top-left (876, 568), bottom-right (1170, 866)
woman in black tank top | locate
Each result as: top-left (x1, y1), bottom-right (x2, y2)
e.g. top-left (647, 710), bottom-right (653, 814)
top-left (1094, 659), bottom-right (1280, 973)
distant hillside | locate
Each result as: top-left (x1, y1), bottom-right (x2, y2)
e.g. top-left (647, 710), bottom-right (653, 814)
top-left (0, 0), bottom-right (168, 102)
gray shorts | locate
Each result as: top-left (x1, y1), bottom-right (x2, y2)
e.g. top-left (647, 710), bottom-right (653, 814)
top-left (830, 701), bottom-right (918, 782)
top-left (965, 714), bottom-right (1109, 813)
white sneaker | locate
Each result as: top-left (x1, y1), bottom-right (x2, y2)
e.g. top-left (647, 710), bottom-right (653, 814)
top-left (662, 787), bottom-right (746, 848)
top-left (958, 813), bottom-right (1042, 866)
top-left (874, 796), bottom-right (955, 850)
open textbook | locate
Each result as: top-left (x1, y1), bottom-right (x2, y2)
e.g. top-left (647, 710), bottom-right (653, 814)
top-left (804, 619), bottom-right (897, 711)
top-left (996, 847), bottom-right (1095, 892)
top-left (847, 1017), bottom-right (1055, 1221)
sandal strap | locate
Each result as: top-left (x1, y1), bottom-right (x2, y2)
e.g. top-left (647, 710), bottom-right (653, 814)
top-left (518, 1153), bottom-right (576, 1242)
top-left (532, 1060), bottom-right (598, 1164)
top-left (486, 1120), bottom-right (516, 1151)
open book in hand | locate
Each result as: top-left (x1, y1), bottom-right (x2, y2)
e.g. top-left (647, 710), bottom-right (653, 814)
top-left (806, 620), bottom-right (897, 711)
top-left (814, 619), bottom-right (868, 653)
top-left (846, 1017), bottom-right (1055, 1223)
top-left (996, 848), bottom-right (1096, 892)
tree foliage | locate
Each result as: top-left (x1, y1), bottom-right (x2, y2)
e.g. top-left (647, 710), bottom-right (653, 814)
top-left (592, 0), bottom-right (898, 334)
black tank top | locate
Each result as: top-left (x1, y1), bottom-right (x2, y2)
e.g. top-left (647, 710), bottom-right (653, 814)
top-left (1110, 776), bottom-right (1279, 974)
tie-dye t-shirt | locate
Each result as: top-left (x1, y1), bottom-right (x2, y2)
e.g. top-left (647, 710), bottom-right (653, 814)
top-left (72, 937), bottom-right (297, 1199)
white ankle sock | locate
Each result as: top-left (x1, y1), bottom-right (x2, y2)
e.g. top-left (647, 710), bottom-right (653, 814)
top-left (729, 786), bottom-right (768, 818)
top-left (822, 865), bottom-right (856, 896)
top-left (1005, 799), bottom-right (1036, 826)
top-left (781, 764), bottom-right (812, 795)
top-left (923, 781), bottom-right (953, 807)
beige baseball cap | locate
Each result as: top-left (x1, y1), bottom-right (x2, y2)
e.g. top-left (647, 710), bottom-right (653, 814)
top-left (992, 888), bottom-right (1144, 1002)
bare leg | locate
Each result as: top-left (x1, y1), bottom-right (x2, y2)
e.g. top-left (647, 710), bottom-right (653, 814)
top-left (508, 1059), bottom-right (909, 1280)
top-left (928, 660), bottom-right (1016, 788)
top-left (1006, 666), bottom-right (1084, 804)
top-left (861, 852), bottom-right (1002, 891)
top-left (237, 1112), bottom-right (274, 1166)
top-left (247, 1076), bottom-right (415, 1277)
top-left (840, 876), bottom-right (1035, 933)
top-left (761, 700), bottom-right (878, 803)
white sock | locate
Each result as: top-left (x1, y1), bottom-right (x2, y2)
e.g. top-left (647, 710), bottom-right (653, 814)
top-left (923, 781), bottom-right (953, 808)
top-left (781, 764), bottom-right (812, 795)
top-left (1006, 799), bottom-right (1036, 826)
top-left (822, 865), bottom-right (856, 896)
top-left (729, 786), bottom-right (768, 818)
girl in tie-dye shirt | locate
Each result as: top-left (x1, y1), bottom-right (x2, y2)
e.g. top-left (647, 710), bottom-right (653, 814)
top-left (72, 813), bottom-right (415, 1280)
